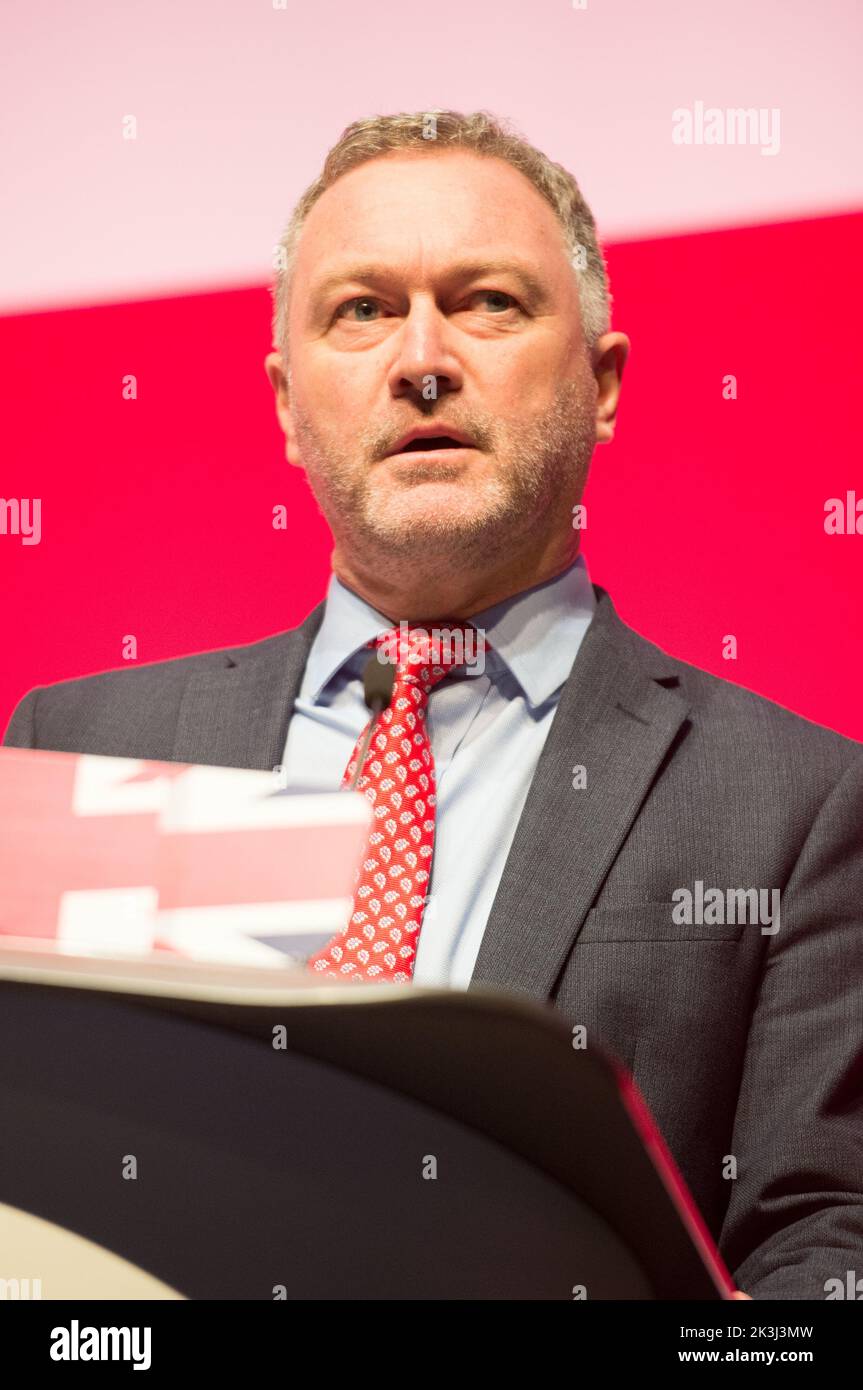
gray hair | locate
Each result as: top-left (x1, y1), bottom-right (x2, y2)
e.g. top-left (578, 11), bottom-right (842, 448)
top-left (271, 109), bottom-right (612, 365)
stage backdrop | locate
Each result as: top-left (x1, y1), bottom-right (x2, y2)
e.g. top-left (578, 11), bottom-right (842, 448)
top-left (2, 209), bottom-right (861, 742)
top-left (1, 0), bottom-right (861, 741)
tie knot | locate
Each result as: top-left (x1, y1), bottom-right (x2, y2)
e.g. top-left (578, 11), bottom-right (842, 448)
top-left (372, 620), bottom-right (487, 687)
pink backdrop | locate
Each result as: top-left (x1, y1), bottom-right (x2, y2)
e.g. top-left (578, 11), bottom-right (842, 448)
top-left (3, 210), bottom-right (861, 742)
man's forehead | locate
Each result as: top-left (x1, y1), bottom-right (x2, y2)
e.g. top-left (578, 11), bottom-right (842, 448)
top-left (293, 151), bottom-right (568, 287)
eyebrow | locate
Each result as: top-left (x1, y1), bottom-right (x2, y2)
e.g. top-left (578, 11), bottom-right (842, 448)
top-left (308, 258), bottom-right (549, 307)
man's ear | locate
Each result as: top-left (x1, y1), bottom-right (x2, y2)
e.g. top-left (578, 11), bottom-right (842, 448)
top-left (264, 351), bottom-right (301, 465)
top-left (592, 332), bottom-right (630, 445)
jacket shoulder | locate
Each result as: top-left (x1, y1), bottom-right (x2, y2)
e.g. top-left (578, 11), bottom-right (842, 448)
top-left (669, 648), bottom-right (858, 765)
top-left (2, 627), bottom-right (301, 752)
top-left (595, 590), bottom-right (861, 775)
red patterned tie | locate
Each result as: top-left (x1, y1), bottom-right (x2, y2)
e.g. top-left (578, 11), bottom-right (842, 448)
top-left (306, 621), bottom-right (486, 983)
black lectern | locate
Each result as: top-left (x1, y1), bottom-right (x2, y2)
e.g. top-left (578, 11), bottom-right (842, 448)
top-left (0, 959), bottom-right (734, 1299)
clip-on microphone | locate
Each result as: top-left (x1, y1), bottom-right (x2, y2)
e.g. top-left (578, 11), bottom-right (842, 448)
top-left (346, 651), bottom-right (397, 792)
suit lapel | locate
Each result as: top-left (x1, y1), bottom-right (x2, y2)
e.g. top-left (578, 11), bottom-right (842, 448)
top-left (170, 602), bottom-right (325, 770)
top-left (168, 585), bottom-right (690, 1004)
top-left (469, 589), bottom-right (690, 1001)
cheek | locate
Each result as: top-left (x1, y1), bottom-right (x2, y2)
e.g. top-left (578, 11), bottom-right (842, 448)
top-left (297, 341), bottom-right (364, 405)
top-left (305, 361), bottom-right (372, 431)
top-left (293, 377), bottom-right (349, 441)
top-left (484, 341), bottom-right (565, 405)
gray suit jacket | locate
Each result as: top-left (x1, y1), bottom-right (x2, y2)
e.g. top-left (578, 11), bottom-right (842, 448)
top-left (5, 586), bottom-right (863, 1299)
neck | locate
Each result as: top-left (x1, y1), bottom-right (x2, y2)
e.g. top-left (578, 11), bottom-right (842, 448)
top-left (331, 531), bottom-right (581, 623)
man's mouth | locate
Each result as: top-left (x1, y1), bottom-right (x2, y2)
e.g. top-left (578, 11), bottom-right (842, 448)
top-left (386, 427), bottom-right (478, 459)
top-left (397, 436), bottom-right (468, 454)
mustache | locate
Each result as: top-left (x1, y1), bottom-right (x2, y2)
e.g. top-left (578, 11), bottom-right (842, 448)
top-left (366, 415), bottom-right (496, 461)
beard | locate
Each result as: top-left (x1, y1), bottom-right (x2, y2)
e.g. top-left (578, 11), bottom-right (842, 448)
top-left (290, 375), bottom-right (597, 568)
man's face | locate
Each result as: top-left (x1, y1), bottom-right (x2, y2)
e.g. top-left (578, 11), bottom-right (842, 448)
top-left (266, 150), bottom-right (620, 566)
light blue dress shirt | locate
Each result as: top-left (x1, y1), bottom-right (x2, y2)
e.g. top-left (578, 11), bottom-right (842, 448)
top-left (280, 555), bottom-right (596, 988)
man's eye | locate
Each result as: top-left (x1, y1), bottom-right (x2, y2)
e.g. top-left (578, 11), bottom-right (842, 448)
top-left (336, 297), bottom-right (382, 322)
top-left (470, 290), bottom-right (519, 314)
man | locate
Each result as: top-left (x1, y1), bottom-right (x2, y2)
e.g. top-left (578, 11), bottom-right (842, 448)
top-left (5, 111), bottom-right (862, 1300)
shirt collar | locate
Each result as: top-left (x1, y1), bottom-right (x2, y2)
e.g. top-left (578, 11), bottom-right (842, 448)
top-left (301, 553), bottom-right (596, 712)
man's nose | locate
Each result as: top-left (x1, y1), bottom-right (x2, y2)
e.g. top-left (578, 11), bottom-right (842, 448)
top-left (386, 298), bottom-right (464, 400)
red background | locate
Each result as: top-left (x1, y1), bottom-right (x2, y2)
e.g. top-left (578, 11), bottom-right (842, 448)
top-left (2, 210), bottom-right (861, 742)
